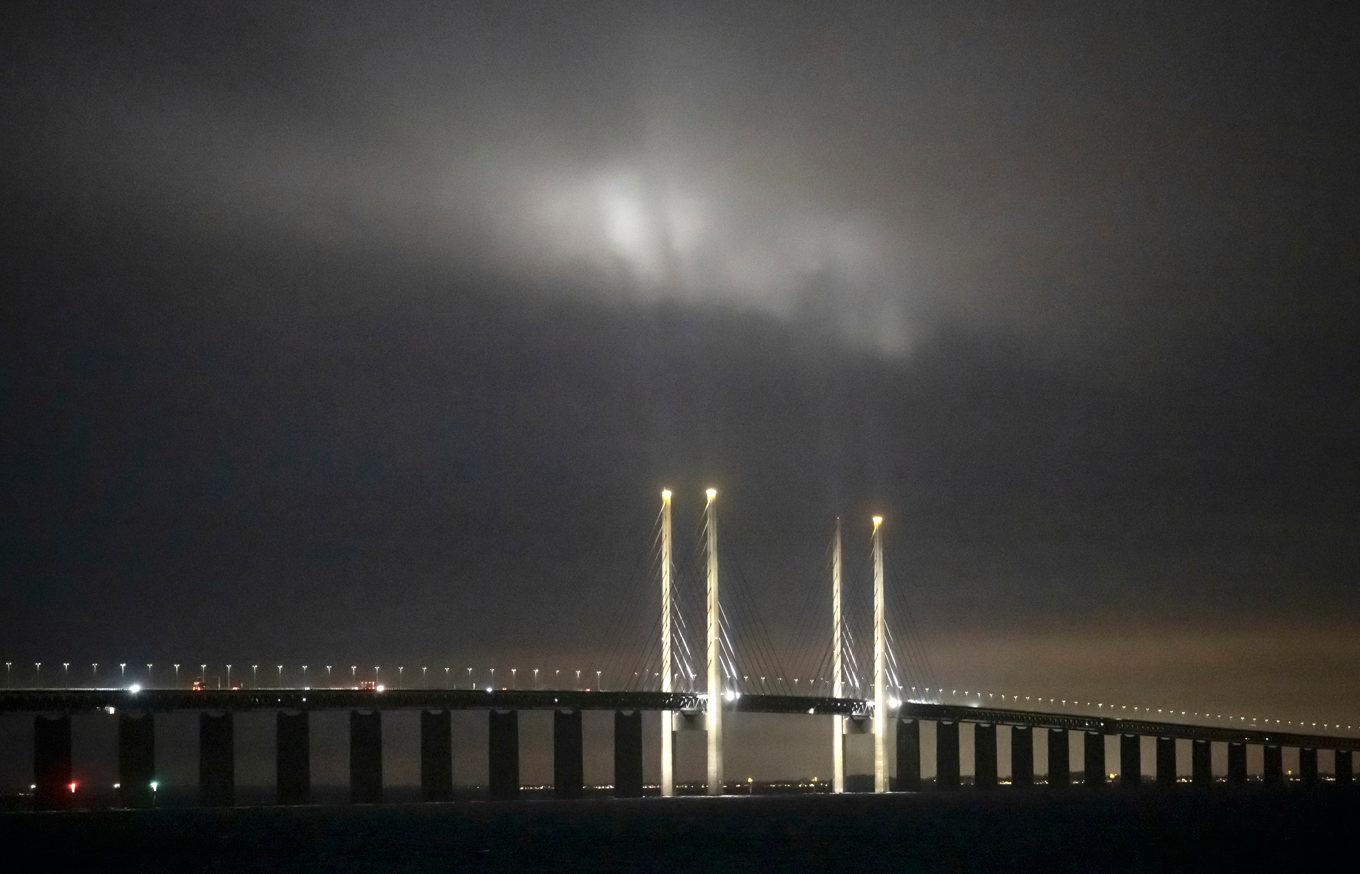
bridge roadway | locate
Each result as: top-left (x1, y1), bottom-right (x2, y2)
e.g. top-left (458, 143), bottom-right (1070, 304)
top-left (0, 688), bottom-right (857, 716)
top-left (901, 702), bottom-right (1360, 754)
top-left (6, 689), bottom-right (1359, 808)
top-left (1, 689), bottom-right (1356, 752)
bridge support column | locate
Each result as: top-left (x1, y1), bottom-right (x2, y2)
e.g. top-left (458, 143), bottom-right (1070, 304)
top-left (704, 490), bottom-right (723, 797)
top-left (614, 710), bottom-right (643, 797)
top-left (896, 717), bottom-right (920, 790)
top-left (1299, 748), bottom-right (1318, 785)
top-left (1227, 742), bottom-right (1247, 784)
top-left (1011, 725), bottom-right (1034, 787)
top-left (1048, 729), bottom-right (1069, 787)
top-left (1336, 750), bottom-right (1353, 785)
top-left (118, 712), bottom-right (155, 807)
top-left (34, 714), bottom-right (72, 811)
top-left (489, 710), bottom-right (519, 800)
top-left (349, 710), bottom-right (382, 803)
top-left (420, 710), bottom-right (453, 802)
top-left (199, 712), bottom-right (234, 806)
top-left (1263, 744), bottom-right (1283, 786)
top-left (1155, 737), bottom-right (1176, 786)
top-left (553, 709), bottom-right (583, 799)
top-left (936, 720), bottom-right (960, 789)
top-left (1120, 734), bottom-right (1140, 788)
top-left (1192, 739), bottom-right (1212, 787)
top-left (974, 723), bottom-right (997, 788)
top-left (276, 711), bottom-right (310, 804)
top-left (1083, 732), bottom-right (1105, 785)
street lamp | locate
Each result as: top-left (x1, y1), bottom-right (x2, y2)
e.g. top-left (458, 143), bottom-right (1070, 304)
top-left (511, 668), bottom-right (517, 689)
top-left (226, 665), bottom-right (232, 687)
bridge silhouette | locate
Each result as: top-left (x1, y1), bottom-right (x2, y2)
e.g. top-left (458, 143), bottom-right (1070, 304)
top-left (3, 489), bottom-right (1357, 809)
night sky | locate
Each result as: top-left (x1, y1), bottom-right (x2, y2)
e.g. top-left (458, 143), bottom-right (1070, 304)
top-left (3, 2), bottom-right (1358, 785)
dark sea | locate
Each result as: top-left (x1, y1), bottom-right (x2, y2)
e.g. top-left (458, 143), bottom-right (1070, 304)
top-left (2, 788), bottom-right (1355, 871)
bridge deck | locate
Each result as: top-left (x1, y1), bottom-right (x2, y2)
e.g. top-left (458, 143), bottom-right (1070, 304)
top-left (900, 702), bottom-right (1360, 753)
top-left (1, 690), bottom-right (1355, 751)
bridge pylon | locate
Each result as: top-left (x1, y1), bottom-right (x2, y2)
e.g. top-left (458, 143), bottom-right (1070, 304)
top-left (705, 488), bottom-right (723, 796)
top-left (659, 488), bottom-right (675, 797)
top-left (832, 517), bottom-right (845, 794)
top-left (872, 515), bottom-right (888, 793)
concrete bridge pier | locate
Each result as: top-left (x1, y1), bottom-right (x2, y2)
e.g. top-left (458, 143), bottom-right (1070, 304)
top-left (935, 720), bottom-right (960, 788)
top-left (419, 710), bottom-right (453, 802)
top-left (553, 709), bottom-right (583, 799)
top-left (117, 712), bottom-right (155, 807)
top-left (1335, 750), bottom-right (1353, 785)
top-left (199, 712), bottom-right (234, 806)
top-left (276, 711), bottom-right (310, 804)
top-left (1083, 732), bottom-right (1104, 785)
top-left (614, 710), bottom-right (643, 797)
top-left (489, 710), bottom-right (519, 799)
top-left (34, 713), bottom-right (72, 810)
top-left (1227, 742), bottom-right (1247, 784)
top-left (1191, 739), bottom-right (1212, 787)
top-left (1263, 744), bottom-right (1283, 786)
top-left (1011, 725), bottom-right (1034, 787)
top-left (1299, 747), bottom-right (1318, 785)
top-left (1047, 729), bottom-right (1069, 787)
top-left (1155, 737), bottom-right (1176, 786)
top-left (974, 723), bottom-right (997, 788)
top-left (896, 717), bottom-right (920, 790)
top-left (350, 710), bottom-right (382, 803)
top-left (1119, 734), bottom-right (1140, 788)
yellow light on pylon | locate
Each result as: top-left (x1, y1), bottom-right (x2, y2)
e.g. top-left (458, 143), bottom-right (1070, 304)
top-left (661, 489), bottom-right (672, 501)
top-left (705, 488), bottom-right (717, 500)
top-left (872, 515), bottom-right (883, 527)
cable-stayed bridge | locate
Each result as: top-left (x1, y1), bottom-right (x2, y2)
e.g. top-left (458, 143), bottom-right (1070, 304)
top-left (3, 488), bottom-right (1357, 809)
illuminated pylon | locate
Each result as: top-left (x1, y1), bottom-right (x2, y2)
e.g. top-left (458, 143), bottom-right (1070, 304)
top-left (873, 515), bottom-right (887, 793)
top-left (832, 517), bottom-right (846, 794)
top-left (660, 488), bottom-right (675, 797)
top-left (705, 487), bottom-right (723, 796)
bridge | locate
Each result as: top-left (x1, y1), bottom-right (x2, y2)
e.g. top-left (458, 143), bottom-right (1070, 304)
top-left (4, 489), bottom-right (1357, 809)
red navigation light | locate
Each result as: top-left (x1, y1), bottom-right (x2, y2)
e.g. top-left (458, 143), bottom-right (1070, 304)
top-left (68, 780), bottom-right (78, 794)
